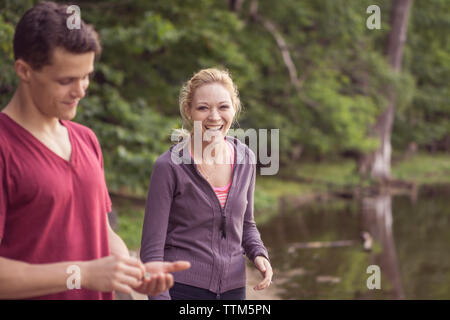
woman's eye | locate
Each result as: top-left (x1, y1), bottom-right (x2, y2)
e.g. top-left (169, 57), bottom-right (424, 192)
top-left (220, 105), bottom-right (230, 109)
top-left (198, 106), bottom-right (208, 110)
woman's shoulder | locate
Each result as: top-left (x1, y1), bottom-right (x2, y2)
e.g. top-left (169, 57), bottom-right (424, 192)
top-left (154, 143), bottom-right (189, 168)
top-left (154, 148), bottom-right (175, 167)
top-left (149, 149), bottom-right (179, 181)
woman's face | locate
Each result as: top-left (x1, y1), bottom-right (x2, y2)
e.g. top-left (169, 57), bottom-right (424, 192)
top-left (187, 82), bottom-right (236, 144)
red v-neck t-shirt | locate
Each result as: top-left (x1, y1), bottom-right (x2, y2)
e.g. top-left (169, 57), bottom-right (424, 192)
top-left (0, 113), bottom-right (113, 300)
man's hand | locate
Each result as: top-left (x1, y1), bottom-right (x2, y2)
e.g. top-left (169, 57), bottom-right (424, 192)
top-left (133, 261), bottom-right (191, 296)
top-left (253, 256), bottom-right (273, 291)
top-left (80, 254), bottom-right (145, 294)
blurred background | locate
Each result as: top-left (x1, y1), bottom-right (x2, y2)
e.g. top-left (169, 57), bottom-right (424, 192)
top-left (1, 0), bottom-right (449, 299)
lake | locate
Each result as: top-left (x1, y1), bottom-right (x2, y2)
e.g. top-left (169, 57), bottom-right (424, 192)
top-left (257, 184), bottom-right (450, 299)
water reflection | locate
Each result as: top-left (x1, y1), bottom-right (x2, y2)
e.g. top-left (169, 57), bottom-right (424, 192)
top-left (360, 193), bottom-right (405, 299)
top-left (257, 184), bottom-right (450, 299)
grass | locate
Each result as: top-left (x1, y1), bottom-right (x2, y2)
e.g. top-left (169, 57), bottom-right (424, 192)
top-left (392, 153), bottom-right (450, 185)
top-left (113, 201), bottom-right (145, 251)
top-left (288, 159), bottom-right (362, 187)
top-left (256, 175), bottom-right (328, 197)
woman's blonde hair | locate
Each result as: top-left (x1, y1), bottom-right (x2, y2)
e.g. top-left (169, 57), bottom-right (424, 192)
top-left (173, 68), bottom-right (241, 142)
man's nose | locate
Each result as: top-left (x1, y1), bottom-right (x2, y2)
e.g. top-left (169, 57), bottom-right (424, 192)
top-left (72, 79), bottom-right (87, 99)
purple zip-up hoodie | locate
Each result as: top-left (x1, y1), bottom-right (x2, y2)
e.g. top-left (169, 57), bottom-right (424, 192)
top-left (140, 136), bottom-right (269, 299)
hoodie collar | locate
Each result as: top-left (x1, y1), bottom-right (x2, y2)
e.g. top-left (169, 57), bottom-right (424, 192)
top-left (169, 135), bottom-right (248, 165)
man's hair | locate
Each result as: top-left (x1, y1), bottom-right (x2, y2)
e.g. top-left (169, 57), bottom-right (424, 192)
top-left (13, 1), bottom-right (102, 70)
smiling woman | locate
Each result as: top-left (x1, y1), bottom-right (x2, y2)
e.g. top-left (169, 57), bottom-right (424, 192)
top-left (140, 68), bottom-right (273, 300)
top-left (190, 82), bottom-right (234, 133)
top-left (180, 69), bottom-right (241, 126)
top-left (174, 69), bottom-right (241, 144)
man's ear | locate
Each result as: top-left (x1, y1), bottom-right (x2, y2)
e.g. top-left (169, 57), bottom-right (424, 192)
top-left (14, 59), bottom-right (33, 83)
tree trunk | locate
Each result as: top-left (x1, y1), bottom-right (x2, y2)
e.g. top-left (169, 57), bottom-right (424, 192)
top-left (228, 0), bottom-right (244, 12)
top-left (359, 0), bottom-right (413, 181)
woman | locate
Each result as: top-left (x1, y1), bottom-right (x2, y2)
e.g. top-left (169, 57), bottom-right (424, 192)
top-left (140, 68), bottom-right (272, 300)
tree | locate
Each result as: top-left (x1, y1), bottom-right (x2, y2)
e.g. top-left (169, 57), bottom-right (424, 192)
top-left (392, 0), bottom-right (450, 153)
top-left (1, 0), bottom-right (446, 194)
top-left (359, 0), bottom-right (413, 181)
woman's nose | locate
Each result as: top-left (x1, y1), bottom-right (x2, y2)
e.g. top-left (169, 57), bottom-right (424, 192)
top-left (208, 108), bottom-right (220, 120)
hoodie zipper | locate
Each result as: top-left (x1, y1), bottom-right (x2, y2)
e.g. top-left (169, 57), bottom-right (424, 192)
top-left (190, 138), bottom-right (237, 296)
top-left (217, 278), bottom-right (222, 300)
top-left (191, 140), bottom-right (236, 238)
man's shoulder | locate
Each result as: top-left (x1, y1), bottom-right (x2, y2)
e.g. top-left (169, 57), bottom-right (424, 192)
top-left (64, 120), bottom-right (96, 136)
top-left (0, 116), bottom-right (12, 155)
top-left (64, 120), bottom-right (99, 145)
top-left (0, 113), bottom-right (12, 136)
top-left (63, 120), bottom-right (105, 161)
top-left (0, 132), bottom-right (7, 156)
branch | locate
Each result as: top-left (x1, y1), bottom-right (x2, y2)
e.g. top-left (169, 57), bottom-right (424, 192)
top-left (256, 15), bottom-right (302, 91)
top-left (248, 0), bottom-right (318, 110)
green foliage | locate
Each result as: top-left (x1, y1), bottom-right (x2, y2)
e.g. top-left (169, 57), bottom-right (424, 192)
top-left (0, 0), bottom-right (448, 194)
top-left (393, 0), bottom-right (450, 151)
top-left (113, 202), bottom-right (145, 250)
top-left (0, 1), bottom-right (19, 108)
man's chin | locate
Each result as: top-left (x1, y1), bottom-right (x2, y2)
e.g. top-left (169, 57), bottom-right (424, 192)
top-left (59, 110), bottom-right (77, 121)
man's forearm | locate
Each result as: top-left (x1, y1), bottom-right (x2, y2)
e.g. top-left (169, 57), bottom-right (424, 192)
top-left (0, 256), bottom-right (81, 299)
top-left (107, 228), bottom-right (131, 258)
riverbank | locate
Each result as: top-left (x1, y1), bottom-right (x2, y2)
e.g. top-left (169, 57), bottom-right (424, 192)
top-left (253, 152), bottom-right (450, 224)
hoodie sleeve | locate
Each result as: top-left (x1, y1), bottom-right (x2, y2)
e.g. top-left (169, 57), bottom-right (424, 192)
top-left (140, 154), bottom-right (176, 300)
top-left (241, 150), bottom-right (269, 262)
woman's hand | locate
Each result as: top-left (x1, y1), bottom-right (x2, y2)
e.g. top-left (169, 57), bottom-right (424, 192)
top-left (80, 254), bottom-right (145, 294)
top-left (133, 261), bottom-right (191, 296)
top-left (253, 256), bottom-right (273, 290)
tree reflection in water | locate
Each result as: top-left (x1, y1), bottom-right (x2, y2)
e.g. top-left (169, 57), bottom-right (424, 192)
top-left (257, 184), bottom-right (449, 299)
top-left (360, 193), bottom-right (405, 299)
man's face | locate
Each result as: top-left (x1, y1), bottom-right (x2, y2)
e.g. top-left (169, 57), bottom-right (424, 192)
top-left (26, 47), bottom-right (95, 120)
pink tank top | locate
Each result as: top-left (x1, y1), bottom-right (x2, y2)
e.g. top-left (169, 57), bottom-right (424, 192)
top-left (213, 140), bottom-right (235, 208)
top-left (190, 140), bottom-right (234, 208)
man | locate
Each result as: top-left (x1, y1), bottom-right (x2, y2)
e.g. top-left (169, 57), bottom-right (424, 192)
top-left (0, 1), bottom-right (189, 299)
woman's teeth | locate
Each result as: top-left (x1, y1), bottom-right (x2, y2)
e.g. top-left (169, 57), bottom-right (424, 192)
top-left (205, 125), bottom-right (223, 131)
